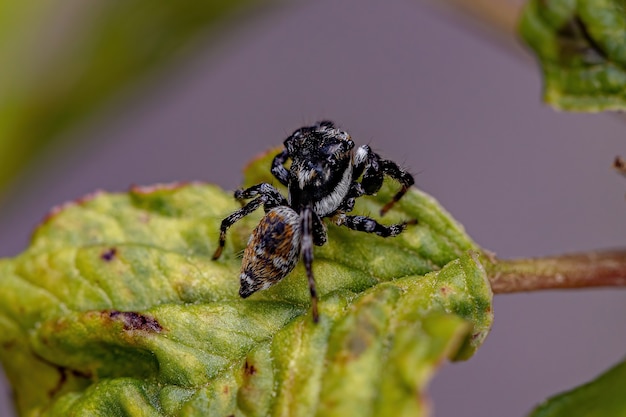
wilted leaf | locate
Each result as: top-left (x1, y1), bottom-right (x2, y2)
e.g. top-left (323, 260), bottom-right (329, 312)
top-left (0, 151), bottom-right (493, 416)
top-left (529, 359), bottom-right (626, 417)
top-left (520, 0), bottom-right (626, 111)
top-left (0, 0), bottom-right (269, 196)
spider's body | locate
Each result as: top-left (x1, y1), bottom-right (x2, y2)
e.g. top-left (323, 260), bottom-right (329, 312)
top-left (212, 121), bottom-right (416, 322)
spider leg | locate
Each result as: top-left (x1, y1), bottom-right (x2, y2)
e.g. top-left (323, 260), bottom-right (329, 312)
top-left (271, 149), bottom-right (290, 186)
top-left (312, 211), bottom-right (328, 246)
top-left (234, 183), bottom-right (288, 208)
top-left (353, 145), bottom-right (382, 194)
top-left (335, 214), bottom-right (417, 237)
top-left (379, 160), bottom-right (415, 215)
top-left (212, 197), bottom-right (266, 260)
top-left (336, 182), bottom-right (364, 213)
top-left (353, 145), bottom-right (414, 216)
top-left (301, 206), bottom-right (319, 322)
top-left (213, 183), bottom-right (287, 260)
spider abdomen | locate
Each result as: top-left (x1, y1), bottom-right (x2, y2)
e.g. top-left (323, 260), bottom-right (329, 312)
top-left (239, 206), bottom-right (302, 298)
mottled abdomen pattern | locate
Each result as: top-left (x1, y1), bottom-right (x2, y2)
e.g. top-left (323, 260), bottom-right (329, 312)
top-left (239, 206), bottom-right (302, 297)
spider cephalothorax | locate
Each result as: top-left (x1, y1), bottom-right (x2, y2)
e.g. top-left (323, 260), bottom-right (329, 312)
top-left (212, 121), bottom-right (416, 322)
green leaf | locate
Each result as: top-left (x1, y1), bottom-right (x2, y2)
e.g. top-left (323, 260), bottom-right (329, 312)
top-left (0, 0), bottom-right (268, 196)
top-left (529, 359), bottom-right (626, 417)
top-left (520, 0), bottom-right (626, 111)
top-left (0, 151), bottom-right (493, 416)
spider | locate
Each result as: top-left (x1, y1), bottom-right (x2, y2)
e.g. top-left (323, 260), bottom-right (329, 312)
top-left (212, 121), bottom-right (416, 322)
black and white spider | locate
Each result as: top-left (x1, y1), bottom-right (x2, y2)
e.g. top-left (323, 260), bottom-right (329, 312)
top-left (212, 121), bottom-right (416, 322)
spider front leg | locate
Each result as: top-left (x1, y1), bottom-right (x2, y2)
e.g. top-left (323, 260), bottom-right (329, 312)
top-left (335, 182), bottom-right (362, 213)
top-left (312, 212), bottom-right (328, 246)
top-left (212, 183), bottom-right (286, 260)
top-left (378, 160), bottom-right (415, 215)
top-left (353, 145), bottom-right (415, 215)
top-left (335, 213), bottom-right (417, 237)
top-left (234, 183), bottom-right (288, 208)
top-left (301, 207), bottom-right (320, 322)
top-left (271, 148), bottom-right (290, 186)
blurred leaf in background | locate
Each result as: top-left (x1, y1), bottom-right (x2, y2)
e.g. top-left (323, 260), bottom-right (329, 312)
top-left (0, 0), bottom-right (268, 201)
top-left (520, 0), bottom-right (626, 111)
top-left (529, 359), bottom-right (626, 417)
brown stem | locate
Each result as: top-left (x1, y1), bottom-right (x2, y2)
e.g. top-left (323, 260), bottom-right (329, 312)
top-left (488, 249), bottom-right (626, 294)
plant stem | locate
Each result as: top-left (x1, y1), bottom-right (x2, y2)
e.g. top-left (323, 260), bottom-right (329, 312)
top-left (488, 249), bottom-right (626, 294)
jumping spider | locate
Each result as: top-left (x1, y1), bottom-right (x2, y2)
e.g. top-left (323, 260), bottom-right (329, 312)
top-left (212, 121), bottom-right (416, 322)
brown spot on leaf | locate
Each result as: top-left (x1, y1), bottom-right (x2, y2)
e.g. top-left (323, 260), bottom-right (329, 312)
top-left (244, 360), bottom-right (257, 376)
top-left (108, 310), bottom-right (162, 333)
top-left (1, 340), bottom-right (16, 350)
top-left (100, 247), bottom-right (117, 262)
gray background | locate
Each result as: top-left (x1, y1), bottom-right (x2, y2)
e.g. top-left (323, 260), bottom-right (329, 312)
top-left (1, 1), bottom-right (625, 416)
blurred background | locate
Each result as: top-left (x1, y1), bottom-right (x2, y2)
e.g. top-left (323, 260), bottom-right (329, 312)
top-left (1, 0), bottom-right (625, 416)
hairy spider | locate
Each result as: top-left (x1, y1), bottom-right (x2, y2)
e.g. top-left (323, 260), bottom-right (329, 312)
top-left (212, 121), bottom-right (416, 322)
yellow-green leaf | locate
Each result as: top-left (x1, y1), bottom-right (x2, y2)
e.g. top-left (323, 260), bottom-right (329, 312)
top-left (0, 152), bottom-right (493, 416)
